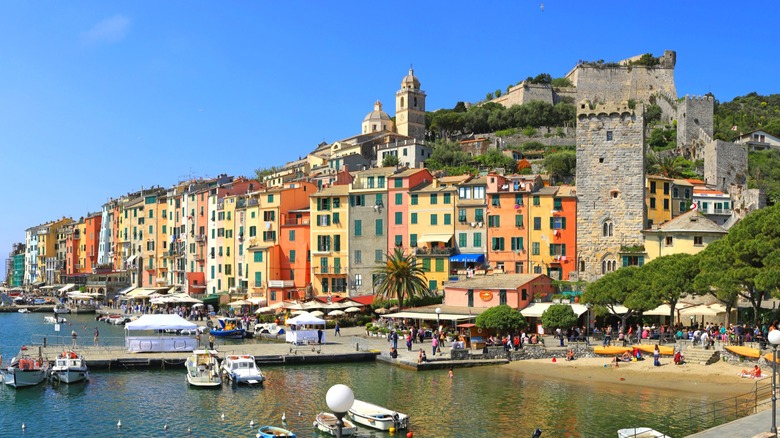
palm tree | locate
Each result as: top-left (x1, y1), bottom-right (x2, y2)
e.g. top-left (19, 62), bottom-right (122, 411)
top-left (372, 247), bottom-right (433, 310)
top-left (655, 156), bottom-right (686, 178)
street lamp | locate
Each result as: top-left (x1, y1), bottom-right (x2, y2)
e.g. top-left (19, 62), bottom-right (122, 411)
top-left (435, 307), bottom-right (442, 332)
top-left (769, 329), bottom-right (780, 435)
top-left (326, 384), bottom-right (355, 438)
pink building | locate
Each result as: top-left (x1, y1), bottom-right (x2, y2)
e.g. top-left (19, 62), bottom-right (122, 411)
top-left (443, 273), bottom-right (553, 310)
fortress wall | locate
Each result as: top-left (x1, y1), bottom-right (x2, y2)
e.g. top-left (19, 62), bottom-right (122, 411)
top-left (570, 66), bottom-right (677, 105)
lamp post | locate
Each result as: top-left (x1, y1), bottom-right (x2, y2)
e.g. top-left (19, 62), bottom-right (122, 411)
top-left (435, 307), bottom-right (442, 332)
top-left (326, 384), bottom-right (355, 438)
top-left (769, 329), bottom-right (780, 434)
top-left (585, 303), bottom-right (593, 346)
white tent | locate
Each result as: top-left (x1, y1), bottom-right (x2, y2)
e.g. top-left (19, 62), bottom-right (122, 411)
top-left (286, 311), bottom-right (326, 326)
top-left (285, 311), bottom-right (326, 345)
top-left (125, 314), bottom-right (197, 331)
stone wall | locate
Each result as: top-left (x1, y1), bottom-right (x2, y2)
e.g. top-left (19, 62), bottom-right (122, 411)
top-left (451, 345), bottom-right (596, 361)
top-left (487, 126), bottom-right (576, 148)
top-left (704, 140), bottom-right (748, 193)
top-left (678, 95), bottom-right (714, 159)
top-left (567, 66), bottom-right (677, 105)
top-left (492, 82), bottom-right (555, 108)
top-left (654, 92), bottom-right (678, 125)
top-left (576, 101), bottom-right (646, 282)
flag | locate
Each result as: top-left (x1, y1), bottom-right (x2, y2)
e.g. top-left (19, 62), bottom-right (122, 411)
top-left (690, 202), bottom-right (697, 211)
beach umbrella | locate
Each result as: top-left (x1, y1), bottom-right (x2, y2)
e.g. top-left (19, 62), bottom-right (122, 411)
top-left (344, 307), bottom-right (361, 313)
top-left (375, 308), bottom-right (389, 315)
top-left (290, 310), bottom-right (306, 315)
top-left (328, 310), bottom-right (345, 317)
top-left (388, 306), bottom-right (399, 312)
top-left (229, 300), bottom-right (250, 307)
top-left (310, 310), bottom-right (325, 317)
top-left (678, 304), bottom-right (720, 317)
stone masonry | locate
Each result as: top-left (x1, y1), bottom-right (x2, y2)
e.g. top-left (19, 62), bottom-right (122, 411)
top-left (704, 140), bottom-right (748, 193)
top-left (575, 101), bottom-right (646, 282)
top-left (677, 95), bottom-right (714, 160)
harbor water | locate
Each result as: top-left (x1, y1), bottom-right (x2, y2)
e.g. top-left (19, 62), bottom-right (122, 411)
top-left (1, 312), bottom-right (719, 437)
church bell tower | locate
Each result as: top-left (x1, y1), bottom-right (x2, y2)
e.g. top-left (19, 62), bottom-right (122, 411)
top-left (395, 68), bottom-right (426, 142)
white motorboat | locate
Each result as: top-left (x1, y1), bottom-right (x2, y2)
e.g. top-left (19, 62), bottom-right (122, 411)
top-left (186, 349), bottom-right (222, 387)
top-left (617, 428), bottom-right (671, 438)
top-left (347, 399), bottom-right (409, 431)
top-left (44, 316), bottom-right (67, 324)
top-left (18, 308), bottom-right (30, 314)
top-left (53, 303), bottom-right (70, 314)
top-left (2, 346), bottom-right (49, 388)
top-left (313, 412), bottom-right (357, 436)
top-left (51, 350), bottom-right (89, 384)
top-left (221, 354), bottom-right (265, 385)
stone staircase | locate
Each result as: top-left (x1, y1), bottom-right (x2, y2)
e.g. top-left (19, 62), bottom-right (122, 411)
top-left (684, 347), bottom-right (720, 365)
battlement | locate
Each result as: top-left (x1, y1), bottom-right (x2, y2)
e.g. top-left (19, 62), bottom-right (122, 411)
top-left (681, 94), bottom-right (714, 103)
top-left (576, 100), bottom-right (641, 117)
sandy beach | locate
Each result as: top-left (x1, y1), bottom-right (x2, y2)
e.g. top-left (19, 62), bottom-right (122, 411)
top-left (503, 356), bottom-right (768, 397)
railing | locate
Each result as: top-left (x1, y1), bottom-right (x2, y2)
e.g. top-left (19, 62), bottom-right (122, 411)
top-left (415, 247), bottom-right (456, 256)
top-left (193, 234), bottom-right (205, 242)
top-left (248, 199), bottom-right (259, 206)
top-left (216, 202), bottom-right (224, 210)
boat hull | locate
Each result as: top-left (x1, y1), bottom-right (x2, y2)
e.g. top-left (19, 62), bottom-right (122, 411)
top-left (3, 368), bottom-right (48, 388)
top-left (186, 350), bottom-right (222, 387)
top-left (314, 412), bottom-right (357, 436)
top-left (52, 368), bottom-right (89, 384)
top-left (222, 355), bottom-right (265, 385)
top-left (52, 352), bottom-right (89, 384)
top-left (257, 426), bottom-right (296, 438)
top-left (617, 427), bottom-right (670, 437)
top-left (347, 399), bottom-right (409, 431)
top-left (210, 328), bottom-right (246, 339)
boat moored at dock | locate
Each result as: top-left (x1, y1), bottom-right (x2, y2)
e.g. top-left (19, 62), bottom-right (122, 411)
top-left (222, 354), bottom-right (265, 385)
top-left (186, 349), bottom-right (222, 387)
top-left (51, 350), bottom-right (89, 384)
top-left (2, 346), bottom-right (50, 388)
top-left (347, 399), bottom-right (409, 431)
top-left (313, 412), bottom-right (357, 436)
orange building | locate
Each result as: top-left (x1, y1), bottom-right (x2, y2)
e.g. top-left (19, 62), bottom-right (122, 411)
top-left (527, 186), bottom-right (577, 281)
top-left (83, 212), bottom-right (102, 273)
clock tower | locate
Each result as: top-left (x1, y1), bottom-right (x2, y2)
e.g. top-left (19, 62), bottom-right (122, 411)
top-left (395, 68), bottom-right (426, 142)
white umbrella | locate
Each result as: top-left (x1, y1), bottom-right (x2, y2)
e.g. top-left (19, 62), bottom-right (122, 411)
top-left (290, 309), bottom-right (306, 315)
top-left (192, 303), bottom-right (204, 308)
top-left (375, 308), bottom-right (389, 315)
top-left (310, 310), bottom-right (325, 317)
top-left (344, 307), bottom-right (361, 313)
top-left (229, 300), bottom-right (250, 307)
top-left (328, 310), bottom-right (345, 317)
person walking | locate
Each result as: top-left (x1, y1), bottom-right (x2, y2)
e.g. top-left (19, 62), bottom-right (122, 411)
top-left (653, 344), bottom-right (661, 367)
top-left (432, 335), bottom-right (439, 356)
top-left (208, 334), bottom-right (215, 350)
top-left (391, 330), bottom-right (399, 351)
top-left (71, 330), bottom-right (78, 347)
top-left (334, 322), bottom-right (341, 337)
top-left (406, 333), bottom-right (412, 351)
top-left (93, 327), bottom-right (99, 347)
top-left (317, 328), bottom-right (323, 344)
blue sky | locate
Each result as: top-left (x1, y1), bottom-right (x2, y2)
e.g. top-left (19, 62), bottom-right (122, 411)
top-left (1, 1), bottom-right (778, 282)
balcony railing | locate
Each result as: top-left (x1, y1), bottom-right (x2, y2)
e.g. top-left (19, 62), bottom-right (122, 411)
top-left (415, 247), bottom-right (456, 256)
top-left (194, 234), bottom-right (205, 243)
top-left (284, 218), bottom-right (311, 226)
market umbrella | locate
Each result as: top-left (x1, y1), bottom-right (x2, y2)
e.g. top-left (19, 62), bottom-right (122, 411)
top-left (229, 300), bottom-right (250, 307)
top-left (375, 308), bottom-right (389, 315)
top-left (328, 310), bottom-right (345, 317)
top-left (290, 310), bottom-right (306, 315)
top-left (344, 307), bottom-right (361, 313)
top-left (310, 310), bottom-right (325, 317)
top-left (678, 304), bottom-right (720, 317)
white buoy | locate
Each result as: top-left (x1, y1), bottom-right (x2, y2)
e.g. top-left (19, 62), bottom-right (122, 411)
top-left (298, 411), bottom-right (302, 417)
top-left (21, 423), bottom-right (26, 431)
top-left (117, 420), bottom-right (122, 429)
top-left (187, 426), bottom-right (192, 434)
top-left (164, 423), bottom-right (168, 431)
top-left (250, 420), bottom-right (254, 428)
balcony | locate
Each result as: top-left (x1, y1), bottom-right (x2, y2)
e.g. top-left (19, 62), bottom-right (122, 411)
top-left (194, 234), bottom-right (206, 243)
top-left (284, 218), bottom-right (311, 226)
top-left (415, 247), bottom-right (456, 256)
top-left (216, 202), bottom-right (224, 210)
top-left (248, 199), bottom-right (259, 207)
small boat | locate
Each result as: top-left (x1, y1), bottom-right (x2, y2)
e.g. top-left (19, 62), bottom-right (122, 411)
top-left (617, 427), bottom-right (670, 437)
top-left (210, 317), bottom-right (246, 339)
top-left (53, 303), bottom-right (70, 314)
top-left (221, 354), bottom-right (265, 385)
top-left (186, 349), bottom-right (222, 387)
top-left (2, 346), bottom-right (50, 388)
top-left (256, 425), bottom-right (296, 438)
top-left (725, 345), bottom-right (761, 358)
top-left (347, 399), bottom-right (409, 431)
top-left (51, 350), bottom-right (89, 384)
top-left (44, 316), bottom-right (67, 324)
top-left (313, 412), bottom-right (357, 436)
top-left (18, 308), bottom-right (30, 314)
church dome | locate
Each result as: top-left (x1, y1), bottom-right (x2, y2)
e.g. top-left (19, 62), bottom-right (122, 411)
top-left (362, 101), bottom-right (394, 134)
top-left (363, 100), bottom-right (392, 123)
top-left (401, 68), bottom-right (420, 90)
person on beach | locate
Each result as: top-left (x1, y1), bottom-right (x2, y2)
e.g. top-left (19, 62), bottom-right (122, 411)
top-left (431, 335), bottom-right (439, 356)
top-left (566, 349), bottom-right (575, 361)
top-left (417, 348), bottom-right (427, 363)
top-left (71, 330), bottom-right (78, 347)
top-left (653, 344), bottom-right (661, 366)
top-left (448, 368), bottom-right (453, 379)
top-left (673, 350), bottom-right (684, 365)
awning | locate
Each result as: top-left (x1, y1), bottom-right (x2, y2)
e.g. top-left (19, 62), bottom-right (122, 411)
top-left (126, 254), bottom-right (138, 263)
top-left (418, 233), bottom-right (453, 243)
top-left (201, 294), bottom-right (223, 306)
top-left (382, 311), bottom-right (471, 321)
top-left (520, 302), bottom-right (589, 318)
top-left (449, 253), bottom-right (485, 263)
top-left (116, 286), bottom-right (135, 296)
top-left (58, 284), bottom-right (76, 294)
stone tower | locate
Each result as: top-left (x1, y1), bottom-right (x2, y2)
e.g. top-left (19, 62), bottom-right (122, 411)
top-left (677, 95), bottom-right (714, 160)
top-left (395, 68), bottom-right (426, 142)
top-left (575, 101), bottom-right (646, 282)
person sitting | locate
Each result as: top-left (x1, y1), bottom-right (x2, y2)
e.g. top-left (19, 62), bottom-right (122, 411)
top-left (485, 336), bottom-right (495, 347)
top-left (611, 355), bottom-right (622, 368)
top-left (740, 365), bottom-right (762, 378)
top-left (390, 347), bottom-right (398, 359)
top-left (673, 351), bottom-right (685, 365)
top-left (753, 365), bottom-right (762, 378)
top-left (566, 349), bottom-right (575, 361)
top-left (620, 351), bottom-right (632, 362)
top-left (417, 348), bottom-right (427, 363)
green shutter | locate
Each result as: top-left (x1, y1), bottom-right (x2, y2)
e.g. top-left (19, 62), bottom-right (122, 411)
top-left (410, 234), bottom-right (417, 247)
top-left (459, 233), bottom-right (467, 247)
top-left (444, 214), bottom-right (451, 225)
top-left (355, 220), bottom-right (362, 236)
top-left (562, 217), bottom-right (567, 229)
top-left (516, 215), bottom-right (523, 227)
top-left (562, 244), bottom-right (566, 256)
top-left (549, 217), bottom-right (554, 229)
top-left (435, 258), bottom-right (444, 272)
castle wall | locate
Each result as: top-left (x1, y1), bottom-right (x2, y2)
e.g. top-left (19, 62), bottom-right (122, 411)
top-left (654, 92), bottom-right (678, 124)
top-left (575, 102), bottom-right (646, 282)
top-left (677, 95), bottom-right (714, 159)
top-left (568, 66), bottom-right (677, 105)
top-left (492, 83), bottom-right (555, 108)
top-left (704, 140), bottom-right (748, 193)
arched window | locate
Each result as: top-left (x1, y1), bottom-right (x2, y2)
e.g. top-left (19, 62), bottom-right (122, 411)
top-left (602, 220), bottom-right (614, 237)
top-left (601, 260), bottom-right (607, 274)
top-left (400, 97), bottom-right (405, 108)
top-left (414, 97), bottom-right (418, 107)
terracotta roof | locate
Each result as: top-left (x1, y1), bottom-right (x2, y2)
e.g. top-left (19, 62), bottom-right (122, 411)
top-left (645, 210), bottom-right (727, 234)
top-left (445, 273), bottom-right (547, 289)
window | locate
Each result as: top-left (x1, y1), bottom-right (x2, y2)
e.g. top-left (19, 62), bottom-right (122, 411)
top-left (354, 250), bottom-right (361, 264)
top-left (421, 258), bottom-right (431, 272)
top-left (458, 209), bottom-right (467, 222)
top-left (467, 289), bottom-right (474, 307)
top-left (254, 272), bottom-right (262, 287)
top-left (602, 221), bottom-right (614, 237)
top-left (289, 250), bottom-right (296, 263)
top-left (606, 131), bottom-right (613, 141)
top-left (267, 194), bottom-right (274, 203)
top-left (320, 257), bottom-right (328, 274)
top-left (551, 217), bottom-right (566, 229)
top-left (473, 232), bottom-right (482, 248)
top-left (367, 176), bottom-right (375, 188)
top-left (394, 178), bottom-right (403, 188)
top-left (515, 194), bottom-right (523, 206)
top-left (622, 255), bottom-right (644, 267)
top-left (444, 214), bottom-right (451, 225)
top-left (491, 237), bottom-right (505, 251)
top-left (550, 244), bottom-right (566, 256)
top-left (553, 198), bottom-right (562, 211)
top-left (375, 219), bottom-right (383, 236)
top-left (317, 214), bottom-right (331, 226)
top-left (673, 187), bottom-right (679, 198)
top-left (375, 194), bottom-right (383, 206)
top-left (321, 278), bottom-right (328, 293)
top-left (317, 235), bottom-right (331, 252)
top-left (511, 237), bottom-right (523, 251)
top-left (394, 235), bottom-right (403, 247)
top-left (694, 236), bottom-right (703, 246)
top-left (663, 199), bottom-right (670, 211)
top-left (378, 176), bottom-right (385, 188)
top-left (663, 183), bottom-right (670, 195)
top-left (334, 258), bottom-right (341, 274)
top-left (351, 195), bottom-right (366, 206)
top-left (430, 194), bottom-right (438, 204)
top-left (435, 259), bottom-right (444, 272)
top-left (473, 187), bottom-right (485, 199)
top-left (532, 242), bottom-right (540, 255)
top-left (289, 230), bottom-right (295, 241)
top-left (262, 231), bottom-right (276, 241)
top-left (474, 209), bottom-right (484, 223)
top-left (430, 214), bottom-right (438, 225)
top-left (429, 280), bottom-right (437, 292)
top-left (411, 194), bottom-right (418, 205)
top-left (253, 252), bottom-right (263, 262)
top-left (410, 234), bottom-right (417, 247)
top-left (459, 187), bottom-right (471, 199)
top-left (650, 181), bottom-right (656, 194)
top-left (491, 195), bottom-right (500, 207)
top-left (533, 217), bottom-right (541, 230)
top-left (533, 196), bottom-right (540, 206)
top-left (458, 233), bottom-right (467, 248)
top-left (499, 290), bottom-right (507, 305)
top-left (443, 193), bottom-right (451, 204)
top-left (395, 193), bottom-right (403, 205)
top-left (411, 213), bottom-right (418, 224)
top-left (354, 220), bottom-right (362, 236)
top-left (354, 274), bottom-right (362, 287)
top-left (375, 250), bottom-right (383, 262)
top-left (332, 212), bottom-right (340, 224)
top-left (395, 212), bottom-right (403, 225)
top-left (665, 236), bottom-right (674, 246)
top-left (515, 214), bottom-right (524, 227)
top-left (650, 198), bottom-right (656, 209)
top-left (679, 202), bottom-right (686, 211)
top-left (684, 188), bottom-right (691, 199)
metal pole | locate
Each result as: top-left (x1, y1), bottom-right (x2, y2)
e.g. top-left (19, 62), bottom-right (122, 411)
top-left (773, 346), bottom-right (777, 435)
top-left (335, 412), bottom-right (344, 438)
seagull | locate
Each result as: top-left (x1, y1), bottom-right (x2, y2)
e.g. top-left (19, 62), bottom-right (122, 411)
top-left (298, 411), bottom-right (302, 417)
top-left (117, 420), bottom-right (122, 429)
top-left (164, 423), bottom-right (168, 431)
top-left (282, 412), bottom-right (287, 422)
top-left (187, 426), bottom-right (192, 434)
top-left (540, 3), bottom-right (545, 12)
top-left (221, 413), bottom-right (225, 421)
top-left (250, 420), bottom-right (254, 428)
top-left (21, 423), bottom-right (26, 431)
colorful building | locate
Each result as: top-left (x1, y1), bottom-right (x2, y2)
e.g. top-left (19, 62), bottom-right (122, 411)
top-left (442, 273), bottom-right (554, 310)
top-left (408, 179), bottom-right (456, 293)
top-left (527, 187), bottom-right (576, 280)
top-left (309, 185), bottom-right (350, 298)
top-left (642, 210), bottom-right (727, 262)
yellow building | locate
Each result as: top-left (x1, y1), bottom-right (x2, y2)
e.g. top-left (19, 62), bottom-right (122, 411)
top-left (36, 217), bottom-right (72, 284)
top-left (408, 180), bottom-right (456, 293)
top-left (309, 185), bottom-right (350, 297)
top-left (646, 176), bottom-right (694, 229)
top-left (642, 210), bottom-right (727, 262)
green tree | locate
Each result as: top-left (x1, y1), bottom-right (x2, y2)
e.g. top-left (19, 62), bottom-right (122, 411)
top-left (749, 149), bottom-right (780, 205)
top-left (426, 139), bottom-right (471, 170)
top-left (694, 205), bottom-right (780, 322)
top-left (255, 165), bottom-right (282, 180)
top-left (543, 150), bottom-right (576, 183)
top-left (582, 267), bottom-right (659, 333)
top-left (475, 304), bottom-right (527, 333)
top-left (473, 149), bottom-right (517, 171)
top-left (645, 104), bottom-right (663, 124)
top-left (381, 154), bottom-right (399, 167)
top-left (372, 247), bottom-right (433, 310)
top-left (541, 304), bottom-right (579, 332)
top-left (642, 253), bottom-right (699, 327)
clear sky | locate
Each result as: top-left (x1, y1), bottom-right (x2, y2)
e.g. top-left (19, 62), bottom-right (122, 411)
top-left (1, 1), bottom-right (778, 282)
